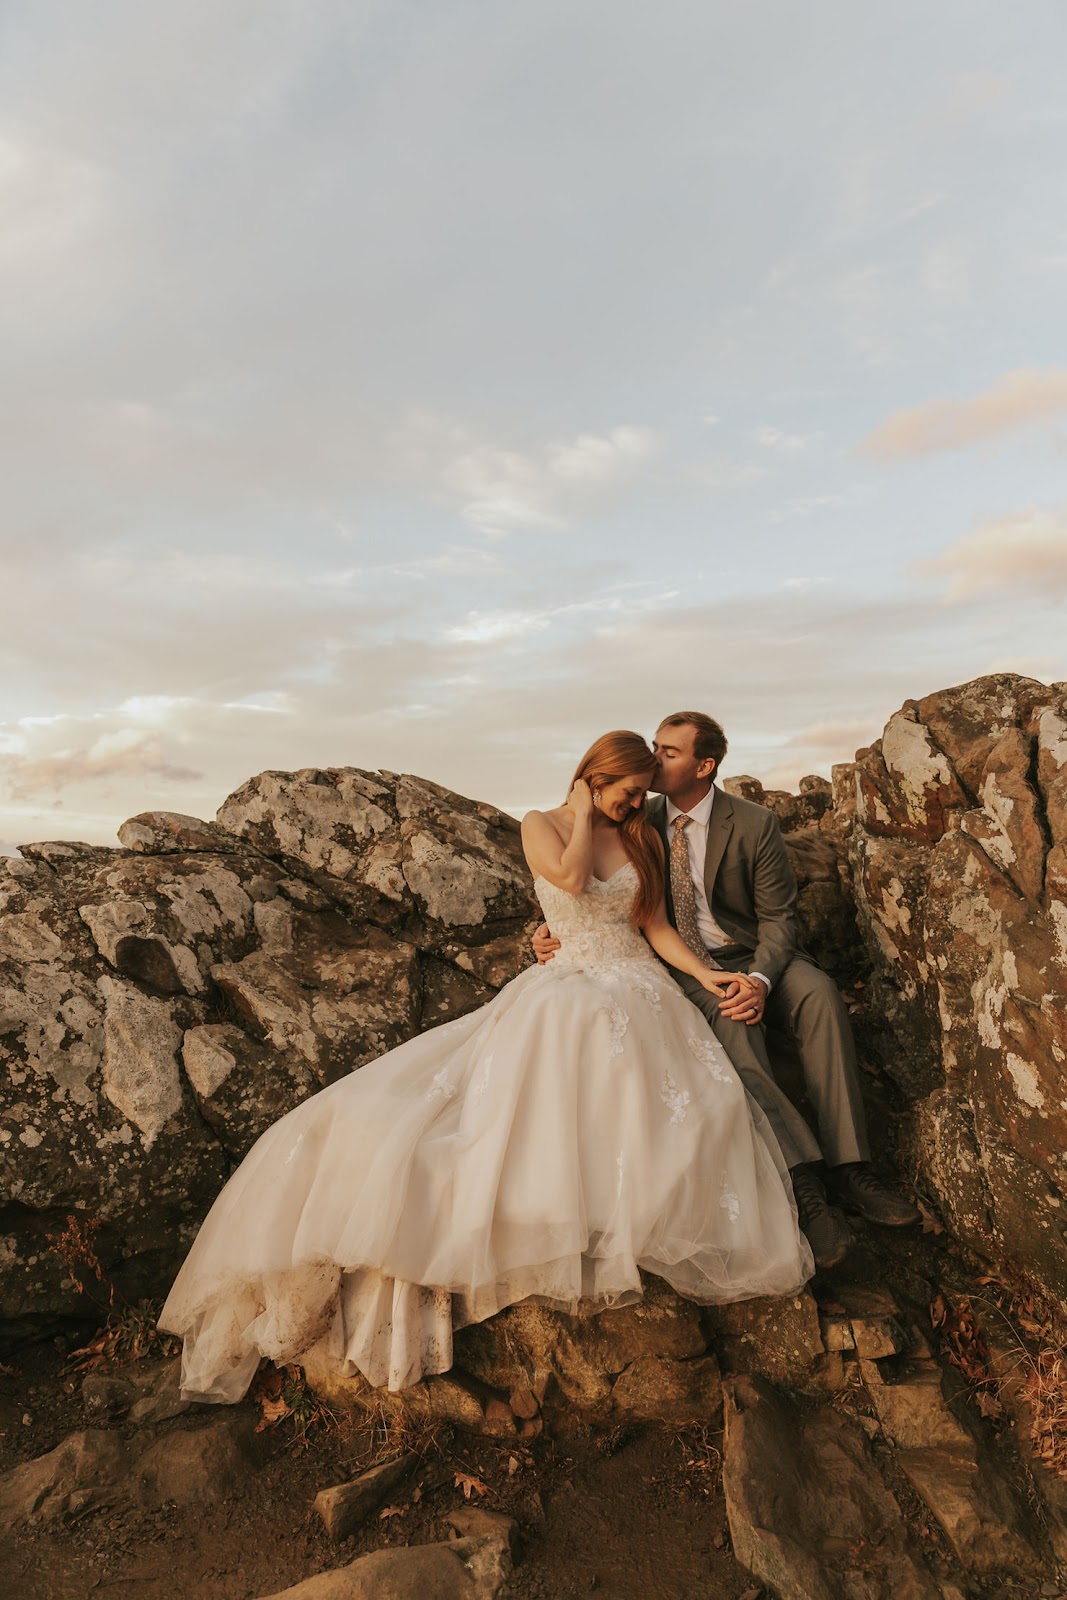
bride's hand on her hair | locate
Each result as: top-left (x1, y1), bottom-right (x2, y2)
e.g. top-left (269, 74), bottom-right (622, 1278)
top-left (568, 778), bottom-right (595, 817)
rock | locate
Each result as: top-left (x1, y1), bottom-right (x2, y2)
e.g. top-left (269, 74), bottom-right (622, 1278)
top-left (819, 1316), bottom-right (855, 1353)
top-left (181, 1022), bottom-right (318, 1158)
top-left (131, 1412), bottom-right (261, 1509)
top-left (78, 852), bottom-right (263, 996)
top-left (722, 1375), bottom-right (941, 1599)
top-left (846, 675), bottom-right (1067, 1310)
top-left (850, 1315), bottom-right (908, 1360)
top-left (859, 1360), bottom-right (971, 1450)
top-left (301, 1361), bottom-right (490, 1433)
top-left (3, 768), bottom-right (536, 1326)
top-left (703, 1291), bottom-right (824, 1385)
top-left (211, 924), bottom-right (421, 1083)
top-left (117, 811), bottom-right (242, 855)
top-left (255, 1535), bottom-right (511, 1599)
top-left (216, 767), bottom-right (535, 951)
top-left (899, 1442), bottom-right (1039, 1576)
top-left (81, 1372), bottom-right (138, 1418)
top-left (508, 1385), bottom-right (539, 1420)
top-left (314, 1452), bottom-right (419, 1541)
top-left (0, 1428), bottom-right (130, 1529)
top-left (97, 976), bottom-right (185, 1148)
top-left (724, 775), bottom-right (834, 832)
top-left (610, 1352), bottom-right (722, 1424)
top-left (453, 1277), bottom-right (707, 1414)
top-left (442, 1506), bottom-right (519, 1554)
top-left (124, 1356), bottom-right (192, 1425)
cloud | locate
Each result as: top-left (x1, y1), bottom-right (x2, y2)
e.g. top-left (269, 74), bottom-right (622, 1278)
top-left (919, 505), bottom-right (1067, 600)
top-left (942, 71), bottom-right (1009, 127)
top-left (689, 458), bottom-right (768, 488)
top-left (1, 727), bottom-right (202, 800)
top-left (435, 422), bottom-right (660, 538)
top-left (859, 368), bottom-right (1067, 461)
top-left (755, 425), bottom-right (816, 453)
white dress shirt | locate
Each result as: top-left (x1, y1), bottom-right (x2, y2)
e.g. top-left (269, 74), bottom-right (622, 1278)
top-left (666, 788), bottom-right (771, 992)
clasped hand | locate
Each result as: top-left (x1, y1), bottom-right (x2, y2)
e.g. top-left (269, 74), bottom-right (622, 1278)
top-left (714, 971), bottom-right (766, 1025)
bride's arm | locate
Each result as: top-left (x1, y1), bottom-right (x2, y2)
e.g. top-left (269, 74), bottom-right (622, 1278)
top-left (641, 899), bottom-right (736, 995)
top-left (638, 833), bottom-right (735, 994)
top-left (521, 783), bottom-right (595, 894)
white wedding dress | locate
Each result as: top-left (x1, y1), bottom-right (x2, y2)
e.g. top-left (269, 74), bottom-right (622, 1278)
top-left (159, 864), bottom-right (813, 1401)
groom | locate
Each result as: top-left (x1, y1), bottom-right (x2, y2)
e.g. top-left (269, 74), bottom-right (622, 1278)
top-left (534, 710), bottom-right (918, 1268)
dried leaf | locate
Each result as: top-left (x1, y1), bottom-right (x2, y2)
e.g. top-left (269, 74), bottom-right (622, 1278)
top-left (454, 1471), bottom-right (489, 1501)
top-left (255, 1395), bottom-right (291, 1432)
top-left (379, 1505), bottom-right (406, 1520)
top-left (917, 1201), bottom-right (944, 1236)
top-left (976, 1390), bottom-right (1003, 1420)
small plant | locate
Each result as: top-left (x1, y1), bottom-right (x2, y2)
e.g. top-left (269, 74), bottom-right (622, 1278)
top-left (249, 1361), bottom-right (337, 1446)
top-left (45, 1211), bottom-right (179, 1369)
top-left (673, 1424), bottom-right (723, 1495)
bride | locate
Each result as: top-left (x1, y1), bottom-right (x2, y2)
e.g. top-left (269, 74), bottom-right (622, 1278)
top-left (158, 732), bottom-right (813, 1402)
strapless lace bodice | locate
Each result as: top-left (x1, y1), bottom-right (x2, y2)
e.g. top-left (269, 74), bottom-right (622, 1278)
top-left (535, 862), bottom-right (657, 968)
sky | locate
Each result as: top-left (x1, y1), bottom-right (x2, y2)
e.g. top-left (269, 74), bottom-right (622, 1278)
top-left (2, 1), bottom-right (1066, 852)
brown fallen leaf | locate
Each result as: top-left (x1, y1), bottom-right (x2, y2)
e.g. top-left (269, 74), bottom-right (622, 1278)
top-left (379, 1505), bottom-right (406, 1520)
top-left (917, 1201), bottom-right (944, 1236)
top-left (454, 1471), bottom-right (489, 1501)
top-left (255, 1395), bottom-right (291, 1431)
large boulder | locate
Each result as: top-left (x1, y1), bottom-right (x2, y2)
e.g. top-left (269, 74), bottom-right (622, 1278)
top-left (844, 675), bottom-right (1067, 1309)
top-left (1, 774), bottom-right (537, 1336)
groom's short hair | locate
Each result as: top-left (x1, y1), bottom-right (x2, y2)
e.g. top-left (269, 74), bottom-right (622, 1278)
top-left (659, 711), bottom-right (728, 768)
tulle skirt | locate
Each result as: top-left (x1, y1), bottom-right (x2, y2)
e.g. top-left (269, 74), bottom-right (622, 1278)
top-left (158, 955), bottom-right (813, 1398)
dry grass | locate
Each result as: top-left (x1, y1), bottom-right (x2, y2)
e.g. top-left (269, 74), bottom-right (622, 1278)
top-left (932, 1279), bottom-right (1067, 1481)
top-left (44, 1210), bottom-right (179, 1370)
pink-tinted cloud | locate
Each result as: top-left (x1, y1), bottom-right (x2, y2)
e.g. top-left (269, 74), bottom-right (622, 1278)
top-left (859, 368), bottom-right (1067, 461)
top-left (1, 731), bottom-right (201, 801)
top-left (919, 505), bottom-right (1067, 600)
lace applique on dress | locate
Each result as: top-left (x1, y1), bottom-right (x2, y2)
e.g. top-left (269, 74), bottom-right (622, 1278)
top-left (426, 1067), bottom-right (456, 1103)
top-left (469, 1052), bottom-right (493, 1106)
top-left (629, 969), bottom-right (663, 1014)
top-left (719, 1190), bottom-right (741, 1224)
top-left (687, 1035), bottom-right (731, 1082)
top-left (605, 1004), bottom-right (629, 1057)
top-left (660, 1071), bottom-right (691, 1124)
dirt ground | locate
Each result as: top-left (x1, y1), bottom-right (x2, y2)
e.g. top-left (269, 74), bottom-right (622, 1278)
top-left (0, 1333), bottom-right (763, 1600)
top-left (4, 1195), bottom-right (1065, 1599)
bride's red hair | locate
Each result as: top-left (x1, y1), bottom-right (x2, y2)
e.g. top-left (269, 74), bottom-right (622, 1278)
top-left (569, 731), bottom-right (662, 925)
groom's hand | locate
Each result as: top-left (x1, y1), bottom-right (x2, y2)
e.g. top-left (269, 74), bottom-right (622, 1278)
top-left (719, 973), bottom-right (766, 1025)
top-left (532, 923), bottom-right (560, 964)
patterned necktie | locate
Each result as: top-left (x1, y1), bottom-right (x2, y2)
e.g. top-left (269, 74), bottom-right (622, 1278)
top-left (670, 815), bottom-right (713, 965)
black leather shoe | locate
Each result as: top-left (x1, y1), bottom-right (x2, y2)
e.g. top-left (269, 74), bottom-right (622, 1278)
top-left (791, 1163), bottom-right (850, 1269)
top-left (829, 1162), bottom-right (921, 1227)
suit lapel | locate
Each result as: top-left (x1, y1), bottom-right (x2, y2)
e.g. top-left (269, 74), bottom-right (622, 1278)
top-left (703, 785), bottom-right (734, 905)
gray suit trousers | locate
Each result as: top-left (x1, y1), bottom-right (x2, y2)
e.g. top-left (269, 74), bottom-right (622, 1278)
top-left (669, 952), bottom-right (871, 1170)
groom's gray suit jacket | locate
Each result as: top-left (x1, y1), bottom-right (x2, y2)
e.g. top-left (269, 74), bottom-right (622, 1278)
top-left (647, 787), bottom-right (810, 985)
top-left (648, 785), bottom-right (868, 1169)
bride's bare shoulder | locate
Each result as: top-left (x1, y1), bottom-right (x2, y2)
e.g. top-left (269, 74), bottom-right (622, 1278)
top-left (521, 806), bottom-right (570, 841)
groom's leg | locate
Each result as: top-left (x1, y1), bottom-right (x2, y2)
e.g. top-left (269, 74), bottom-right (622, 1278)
top-left (670, 965), bottom-right (822, 1170)
top-left (764, 958), bottom-right (870, 1167)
